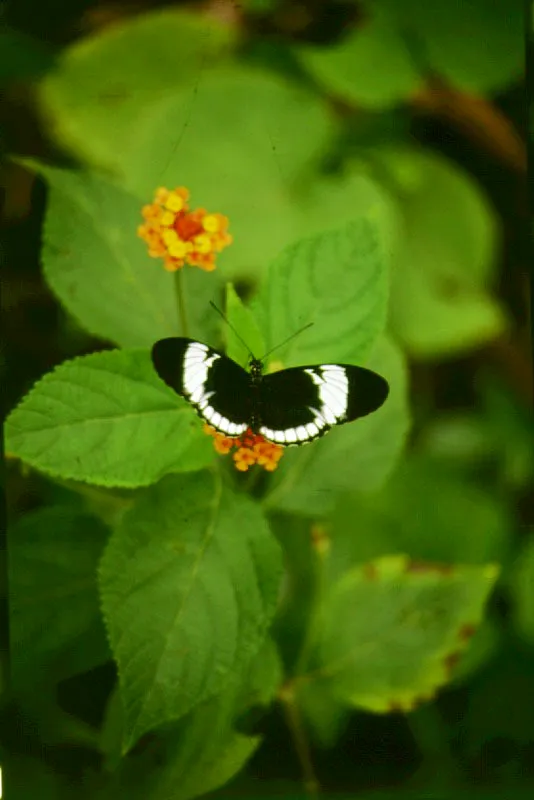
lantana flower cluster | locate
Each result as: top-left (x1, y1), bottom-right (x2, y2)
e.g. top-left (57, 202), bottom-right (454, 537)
top-left (138, 186), bottom-right (232, 272)
top-left (203, 425), bottom-right (285, 472)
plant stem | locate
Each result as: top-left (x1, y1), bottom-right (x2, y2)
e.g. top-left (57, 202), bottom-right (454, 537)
top-left (279, 682), bottom-right (320, 797)
top-left (174, 269), bottom-right (189, 336)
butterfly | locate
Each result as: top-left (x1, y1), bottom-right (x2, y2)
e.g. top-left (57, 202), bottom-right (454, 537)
top-left (151, 336), bottom-right (389, 447)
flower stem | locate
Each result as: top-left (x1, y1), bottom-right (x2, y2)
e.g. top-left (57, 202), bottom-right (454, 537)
top-left (174, 269), bottom-right (189, 337)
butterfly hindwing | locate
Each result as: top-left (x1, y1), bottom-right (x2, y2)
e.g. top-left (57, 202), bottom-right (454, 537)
top-left (151, 337), bottom-right (251, 437)
top-left (258, 363), bottom-right (389, 446)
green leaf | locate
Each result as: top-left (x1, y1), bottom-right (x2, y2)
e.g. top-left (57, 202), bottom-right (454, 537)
top-left (163, 643), bottom-right (281, 800)
top-left (43, 54), bottom-right (393, 283)
top-left (9, 507), bottom-right (110, 687)
top-left (224, 283), bottom-right (265, 367)
top-left (100, 643), bottom-right (280, 799)
top-left (298, 677), bottom-right (351, 748)
top-left (378, 147), bottom-right (508, 357)
top-left (235, 635), bottom-right (283, 715)
top-left (376, 0), bottom-right (524, 94)
top-left (264, 336), bottom-right (409, 516)
top-left (173, 729), bottom-right (260, 800)
top-left (328, 455), bottom-right (512, 575)
top-left (108, 671), bottom-right (264, 800)
top-left (33, 163), bottom-right (221, 346)
top-left (292, 167), bottom-right (397, 252)
top-left (123, 66), bottom-right (334, 193)
top-left (295, 7), bottom-right (422, 108)
top-left (38, 10), bottom-right (237, 167)
top-left (255, 218), bottom-right (389, 367)
top-left (98, 472), bottom-right (283, 748)
top-left (5, 349), bottom-right (214, 487)
top-left (312, 555), bottom-right (499, 713)
top-left (118, 67), bottom-right (335, 279)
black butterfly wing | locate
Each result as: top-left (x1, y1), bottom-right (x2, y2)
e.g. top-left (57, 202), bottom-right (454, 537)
top-left (151, 337), bottom-right (252, 438)
top-left (258, 363), bottom-right (389, 446)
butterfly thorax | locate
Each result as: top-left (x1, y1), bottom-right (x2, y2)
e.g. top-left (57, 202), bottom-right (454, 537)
top-left (248, 358), bottom-right (263, 382)
top-left (248, 357), bottom-right (264, 432)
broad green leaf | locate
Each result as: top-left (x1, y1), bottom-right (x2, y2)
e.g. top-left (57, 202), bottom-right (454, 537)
top-left (390, 267), bottom-right (506, 357)
top-left (378, 147), bottom-right (499, 283)
top-left (38, 10), bottom-right (236, 167)
top-left (99, 472), bottom-right (283, 748)
top-left (160, 644), bottom-right (280, 800)
top-left (33, 163), bottom-right (221, 346)
top-left (5, 349), bottom-right (214, 487)
top-left (255, 218), bottom-right (389, 367)
top-left (100, 642), bottom-right (280, 799)
top-left (291, 167), bottom-right (397, 253)
top-left (108, 686), bottom-right (263, 800)
top-left (376, 0), bottom-right (523, 94)
top-left (119, 67), bottom-right (336, 278)
top-left (264, 336), bottom-right (409, 516)
top-left (376, 147), bottom-right (508, 356)
top-left (174, 731), bottom-right (259, 800)
top-left (224, 283), bottom-right (265, 367)
top-left (295, 7), bottom-right (422, 108)
top-left (298, 677), bottom-right (351, 748)
top-left (328, 455), bottom-right (512, 577)
top-left (123, 67), bottom-right (335, 194)
top-left (9, 507), bottom-right (110, 687)
top-left (313, 555), bottom-right (498, 713)
top-left (235, 636), bottom-right (284, 715)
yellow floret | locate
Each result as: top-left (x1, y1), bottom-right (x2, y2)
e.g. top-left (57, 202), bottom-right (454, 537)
top-left (168, 240), bottom-right (192, 258)
top-left (193, 233), bottom-right (212, 254)
top-left (202, 214), bottom-right (220, 233)
top-left (160, 211), bottom-right (175, 227)
top-left (161, 229), bottom-right (179, 246)
top-left (164, 192), bottom-right (185, 212)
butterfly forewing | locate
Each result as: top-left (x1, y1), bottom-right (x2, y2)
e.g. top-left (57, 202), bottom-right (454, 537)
top-left (258, 364), bottom-right (389, 446)
top-left (151, 337), bottom-right (252, 437)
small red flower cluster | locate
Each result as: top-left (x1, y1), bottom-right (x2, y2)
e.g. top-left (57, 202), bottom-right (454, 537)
top-left (203, 425), bottom-right (284, 472)
top-left (138, 187), bottom-right (232, 272)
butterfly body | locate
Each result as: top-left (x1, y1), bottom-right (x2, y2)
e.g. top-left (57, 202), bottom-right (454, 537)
top-left (152, 337), bottom-right (389, 447)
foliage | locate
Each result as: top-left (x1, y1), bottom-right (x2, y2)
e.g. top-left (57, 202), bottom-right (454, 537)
top-left (3, 2), bottom-right (530, 799)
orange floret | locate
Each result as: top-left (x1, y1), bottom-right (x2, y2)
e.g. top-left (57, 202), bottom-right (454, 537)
top-left (203, 425), bottom-right (284, 472)
top-left (138, 187), bottom-right (232, 272)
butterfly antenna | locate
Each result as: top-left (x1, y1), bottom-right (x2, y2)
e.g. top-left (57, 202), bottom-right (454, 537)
top-left (260, 322), bottom-right (314, 361)
top-left (209, 300), bottom-right (255, 359)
